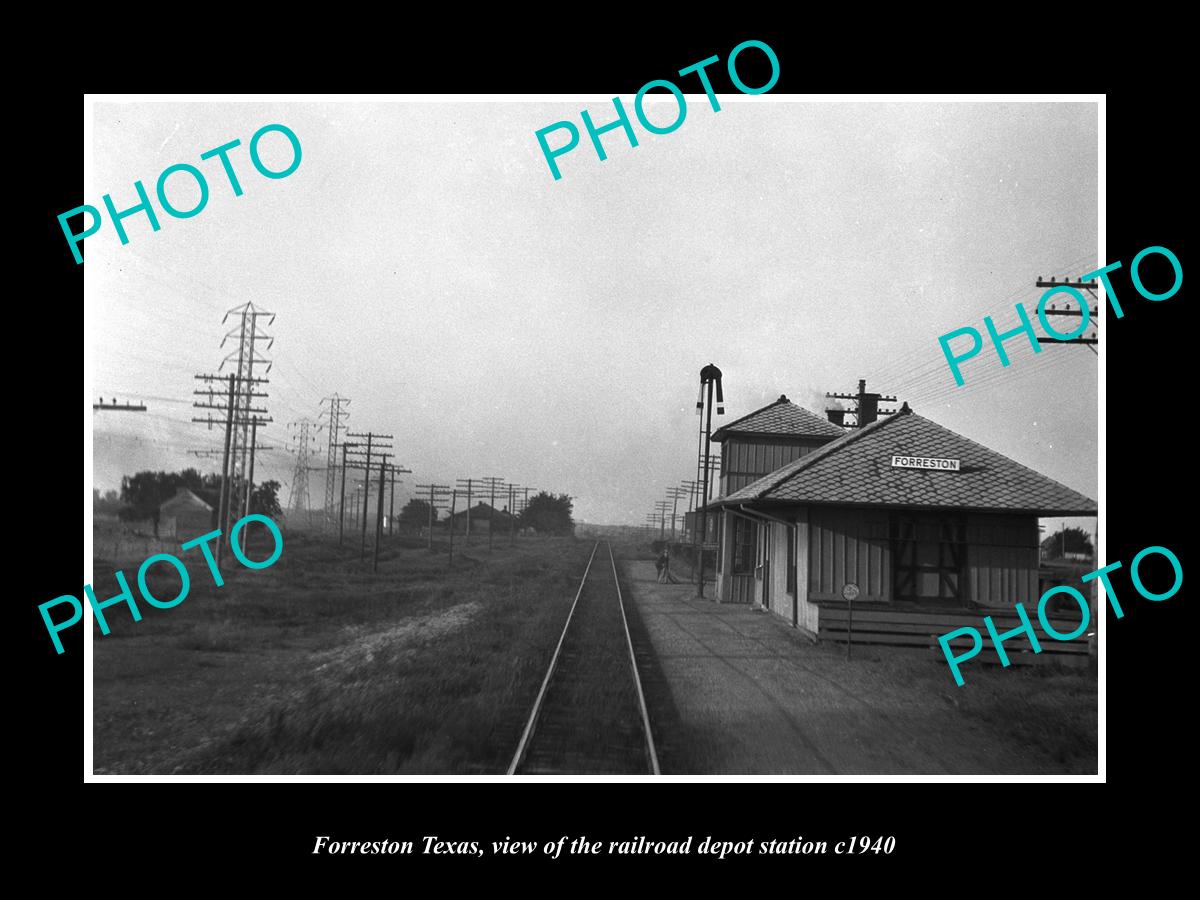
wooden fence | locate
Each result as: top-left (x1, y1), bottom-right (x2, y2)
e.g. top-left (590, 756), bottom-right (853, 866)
top-left (817, 603), bottom-right (1092, 667)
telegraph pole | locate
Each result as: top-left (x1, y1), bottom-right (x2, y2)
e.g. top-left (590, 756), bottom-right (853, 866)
top-left (478, 477), bottom-right (505, 551)
top-left (456, 478), bottom-right (475, 539)
top-left (219, 302), bottom-right (274, 526)
top-left (374, 454), bottom-right (389, 573)
top-left (385, 462), bottom-right (412, 535)
top-left (193, 373), bottom-right (236, 568)
top-left (507, 484), bottom-right (519, 546)
top-left (654, 500), bottom-right (671, 540)
top-left (447, 489), bottom-right (458, 568)
top-left (92, 398), bottom-right (147, 412)
top-left (825, 379), bottom-right (898, 429)
top-left (521, 486), bottom-right (533, 538)
top-left (194, 372), bottom-right (271, 564)
top-left (339, 442), bottom-right (357, 546)
top-left (665, 487), bottom-right (687, 542)
top-left (416, 484), bottom-right (451, 549)
top-left (388, 465), bottom-right (396, 535)
top-left (244, 419), bottom-right (258, 519)
top-left (346, 431), bottom-right (394, 559)
top-left (1035, 276), bottom-right (1100, 354)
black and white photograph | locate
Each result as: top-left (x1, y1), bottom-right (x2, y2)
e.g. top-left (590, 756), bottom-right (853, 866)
top-left (79, 93), bottom-right (1106, 780)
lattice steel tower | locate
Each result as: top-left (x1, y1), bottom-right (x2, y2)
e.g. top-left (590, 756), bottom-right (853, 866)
top-left (286, 418), bottom-right (322, 525)
top-left (320, 394), bottom-right (350, 528)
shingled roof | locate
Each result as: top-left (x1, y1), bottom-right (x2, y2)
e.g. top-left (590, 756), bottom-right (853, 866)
top-left (711, 394), bottom-right (846, 442)
top-left (715, 408), bottom-right (1097, 516)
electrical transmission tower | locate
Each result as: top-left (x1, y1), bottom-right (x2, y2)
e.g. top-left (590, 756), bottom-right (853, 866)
top-left (219, 302), bottom-right (275, 520)
top-left (286, 418), bottom-right (322, 528)
top-left (1035, 275), bottom-right (1100, 354)
top-left (319, 394), bottom-right (350, 529)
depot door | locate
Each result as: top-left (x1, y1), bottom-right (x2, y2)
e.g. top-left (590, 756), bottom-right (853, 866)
top-left (891, 513), bottom-right (965, 604)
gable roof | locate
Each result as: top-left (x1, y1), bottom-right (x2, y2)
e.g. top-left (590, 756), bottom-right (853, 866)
top-left (159, 487), bottom-right (213, 514)
top-left (715, 408), bottom-right (1097, 516)
top-left (449, 502), bottom-right (513, 521)
top-left (711, 394), bottom-right (846, 442)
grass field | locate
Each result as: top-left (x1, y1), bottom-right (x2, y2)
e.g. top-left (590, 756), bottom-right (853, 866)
top-left (92, 529), bottom-right (593, 774)
top-left (93, 531), bottom-right (1098, 776)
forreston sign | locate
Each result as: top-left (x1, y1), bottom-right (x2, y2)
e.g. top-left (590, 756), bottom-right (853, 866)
top-left (891, 455), bottom-right (961, 471)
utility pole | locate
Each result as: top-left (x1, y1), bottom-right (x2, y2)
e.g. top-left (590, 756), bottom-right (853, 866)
top-left (219, 302), bottom-right (274, 526)
top-left (338, 442), bottom-right (357, 546)
top-left (479, 477), bottom-right (505, 551)
top-left (447, 489), bottom-right (458, 568)
top-left (665, 487), bottom-right (688, 542)
top-left (373, 454), bottom-right (389, 573)
top-left (456, 478), bottom-right (475, 539)
top-left (92, 398), bottom-right (147, 412)
top-left (415, 484), bottom-right (452, 549)
top-left (385, 462), bottom-right (412, 535)
top-left (320, 394), bottom-right (350, 529)
top-left (1035, 276), bottom-right (1100, 354)
top-left (192, 373), bottom-right (237, 568)
top-left (680, 478), bottom-right (700, 542)
top-left (388, 465), bottom-right (396, 535)
top-left (654, 500), bottom-right (671, 541)
top-left (193, 372), bottom-right (271, 563)
top-left (825, 379), bottom-right (898, 429)
top-left (244, 418), bottom-right (258, 518)
top-left (346, 431), bottom-right (394, 560)
top-left (520, 486), bottom-right (533, 538)
top-left (695, 363), bottom-right (724, 598)
top-left (507, 483), bottom-right (519, 546)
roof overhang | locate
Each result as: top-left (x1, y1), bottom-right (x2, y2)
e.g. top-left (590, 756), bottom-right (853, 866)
top-left (711, 496), bottom-right (1097, 518)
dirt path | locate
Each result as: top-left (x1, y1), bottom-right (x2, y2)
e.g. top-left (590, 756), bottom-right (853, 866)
top-left (621, 559), bottom-right (1096, 774)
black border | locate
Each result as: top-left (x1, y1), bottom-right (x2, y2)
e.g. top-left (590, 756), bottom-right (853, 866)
top-left (27, 24), bottom-right (1187, 883)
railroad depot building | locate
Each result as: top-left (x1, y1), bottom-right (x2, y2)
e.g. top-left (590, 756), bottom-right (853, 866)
top-left (705, 401), bottom-right (1097, 659)
top-left (446, 501), bottom-right (515, 533)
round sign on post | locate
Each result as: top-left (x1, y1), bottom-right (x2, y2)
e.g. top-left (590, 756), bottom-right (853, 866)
top-left (842, 582), bottom-right (859, 659)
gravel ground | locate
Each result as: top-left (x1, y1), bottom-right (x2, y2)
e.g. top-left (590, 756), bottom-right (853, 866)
top-left (620, 559), bottom-right (1097, 775)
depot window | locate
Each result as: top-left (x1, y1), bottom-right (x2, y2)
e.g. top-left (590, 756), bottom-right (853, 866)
top-left (732, 517), bottom-right (755, 575)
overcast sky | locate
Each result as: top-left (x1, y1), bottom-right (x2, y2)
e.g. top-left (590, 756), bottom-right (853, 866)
top-left (89, 99), bottom-right (1098, 529)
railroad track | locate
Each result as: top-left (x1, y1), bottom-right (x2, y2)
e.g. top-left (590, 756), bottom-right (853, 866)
top-left (508, 541), bottom-right (660, 775)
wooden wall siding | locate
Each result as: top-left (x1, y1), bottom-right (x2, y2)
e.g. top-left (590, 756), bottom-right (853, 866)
top-left (817, 605), bottom-right (1090, 666)
top-left (794, 514), bottom-right (819, 636)
top-left (808, 507), bottom-right (890, 602)
top-left (728, 575), bottom-right (756, 604)
top-left (768, 525), bottom-right (791, 620)
top-left (965, 513), bottom-right (1040, 608)
top-left (719, 440), bottom-right (820, 496)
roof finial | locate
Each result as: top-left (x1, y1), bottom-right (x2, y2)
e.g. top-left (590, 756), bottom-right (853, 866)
top-left (900, 401), bottom-right (912, 414)
top-left (778, 394), bottom-right (788, 402)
